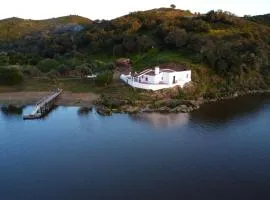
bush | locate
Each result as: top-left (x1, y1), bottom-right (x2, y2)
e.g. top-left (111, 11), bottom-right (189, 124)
top-left (47, 70), bottom-right (60, 80)
top-left (57, 64), bottom-right (71, 75)
top-left (0, 67), bottom-right (23, 85)
top-left (204, 10), bottom-right (236, 25)
top-left (95, 71), bottom-right (114, 86)
top-left (75, 64), bottom-right (92, 77)
top-left (63, 58), bottom-right (84, 69)
top-left (21, 66), bottom-right (42, 77)
top-left (182, 19), bottom-right (211, 33)
top-left (37, 59), bottom-right (60, 73)
top-left (165, 28), bottom-right (188, 48)
top-left (0, 52), bottom-right (9, 66)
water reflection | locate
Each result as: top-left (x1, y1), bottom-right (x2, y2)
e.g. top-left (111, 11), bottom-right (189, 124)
top-left (1, 105), bottom-right (24, 116)
top-left (130, 112), bottom-right (190, 128)
top-left (1, 96), bottom-right (270, 199)
top-left (190, 94), bottom-right (270, 125)
top-left (129, 94), bottom-right (270, 129)
top-left (39, 105), bottom-right (59, 120)
top-left (77, 107), bottom-right (93, 116)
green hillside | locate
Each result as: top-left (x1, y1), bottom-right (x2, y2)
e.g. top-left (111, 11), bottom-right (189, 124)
top-left (0, 15), bottom-right (92, 41)
top-left (0, 8), bottom-right (269, 99)
top-left (245, 14), bottom-right (270, 26)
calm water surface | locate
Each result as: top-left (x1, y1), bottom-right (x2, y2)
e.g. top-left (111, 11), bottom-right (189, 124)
top-left (1, 95), bottom-right (270, 199)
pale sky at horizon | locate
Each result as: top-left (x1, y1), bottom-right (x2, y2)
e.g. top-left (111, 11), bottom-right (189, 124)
top-left (1, 0), bottom-right (269, 20)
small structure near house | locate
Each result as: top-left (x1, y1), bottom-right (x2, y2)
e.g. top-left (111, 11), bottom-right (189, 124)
top-left (120, 66), bottom-right (191, 91)
top-left (115, 58), bottom-right (131, 67)
top-left (114, 58), bottom-right (132, 79)
top-left (85, 74), bottom-right (97, 79)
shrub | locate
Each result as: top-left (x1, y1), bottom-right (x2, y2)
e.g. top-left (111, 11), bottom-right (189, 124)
top-left (57, 64), bottom-right (71, 75)
top-left (165, 28), bottom-right (188, 48)
top-left (63, 58), bottom-right (84, 69)
top-left (21, 66), bottom-right (42, 77)
top-left (0, 67), bottom-right (23, 85)
top-left (37, 59), bottom-right (60, 73)
top-left (204, 10), bottom-right (236, 25)
top-left (95, 71), bottom-right (114, 86)
top-left (0, 52), bottom-right (9, 66)
top-left (182, 19), bottom-right (211, 33)
top-left (75, 64), bottom-right (92, 77)
top-left (47, 70), bottom-right (60, 80)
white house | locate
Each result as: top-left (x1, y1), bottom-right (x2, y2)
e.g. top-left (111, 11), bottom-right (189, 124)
top-left (120, 66), bottom-right (191, 91)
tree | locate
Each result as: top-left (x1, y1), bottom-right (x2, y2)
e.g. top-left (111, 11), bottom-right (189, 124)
top-left (170, 4), bottom-right (176, 9)
top-left (122, 36), bottom-right (138, 53)
top-left (37, 59), bottom-right (60, 73)
top-left (0, 67), bottom-right (23, 85)
top-left (21, 66), bottom-right (41, 77)
top-left (57, 64), bottom-right (71, 75)
top-left (47, 70), bottom-right (60, 80)
top-left (165, 28), bottom-right (188, 48)
top-left (182, 19), bottom-right (211, 33)
top-left (137, 35), bottom-right (155, 52)
top-left (0, 52), bottom-right (9, 66)
top-left (75, 64), bottom-right (92, 77)
top-left (95, 71), bottom-right (113, 86)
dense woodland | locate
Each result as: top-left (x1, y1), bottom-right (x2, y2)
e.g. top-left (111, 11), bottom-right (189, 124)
top-left (0, 8), bottom-right (269, 98)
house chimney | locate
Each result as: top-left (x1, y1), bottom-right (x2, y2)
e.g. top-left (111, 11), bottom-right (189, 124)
top-left (154, 66), bottom-right (160, 75)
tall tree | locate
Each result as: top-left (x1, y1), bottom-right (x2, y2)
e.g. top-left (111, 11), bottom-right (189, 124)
top-left (170, 4), bottom-right (176, 9)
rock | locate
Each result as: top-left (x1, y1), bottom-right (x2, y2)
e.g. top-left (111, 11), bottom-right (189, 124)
top-left (197, 97), bottom-right (204, 102)
top-left (170, 107), bottom-right (181, 113)
top-left (111, 109), bottom-right (122, 113)
top-left (180, 105), bottom-right (188, 109)
top-left (96, 107), bottom-right (112, 116)
top-left (158, 106), bottom-right (170, 113)
top-left (103, 98), bottom-right (126, 109)
top-left (125, 106), bottom-right (139, 114)
top-left (78, 106), bottom-right (93, 115)
top-left (141, 107), bottom-right (154, 113)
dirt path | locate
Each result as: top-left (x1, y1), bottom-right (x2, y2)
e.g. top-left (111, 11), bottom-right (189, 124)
top-left (0, 91), bottom-right (100, 106)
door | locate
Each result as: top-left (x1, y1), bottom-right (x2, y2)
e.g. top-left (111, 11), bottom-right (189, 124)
top-left (173, 76), bottom-right (176, 84)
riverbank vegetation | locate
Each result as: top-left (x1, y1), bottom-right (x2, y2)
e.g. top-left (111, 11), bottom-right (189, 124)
top-left (0, 8), bottom-right (269, 104)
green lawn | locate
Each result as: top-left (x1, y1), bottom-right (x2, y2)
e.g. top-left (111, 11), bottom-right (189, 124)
top-left (0, 78), bottom-right (97, 93)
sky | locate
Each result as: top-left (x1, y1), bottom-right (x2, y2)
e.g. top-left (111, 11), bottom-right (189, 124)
top-left (0, 0), bottom-right (269, 20)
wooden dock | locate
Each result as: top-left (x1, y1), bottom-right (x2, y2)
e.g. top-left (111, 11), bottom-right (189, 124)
top-left (23, 89), bottom-right (63, 120)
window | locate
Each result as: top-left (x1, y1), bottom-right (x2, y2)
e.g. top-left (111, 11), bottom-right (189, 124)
top-left (186, 74), bottom-right (189, 78)
top-left (146, 77), bottom-right (148, 81)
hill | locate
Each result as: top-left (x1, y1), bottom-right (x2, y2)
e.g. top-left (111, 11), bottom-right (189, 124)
top-left (0, 15), bottom-right (92, 41)
top-left (245, 14), bottom-right (270, 26)
top-left (0, 8), bottom-right (269, 99)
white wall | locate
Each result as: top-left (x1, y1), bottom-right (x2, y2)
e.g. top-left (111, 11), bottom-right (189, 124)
top-left (120, 70), bottom-right (191, 91)
top-left (139, 75), bottom-right (155, 84)
top-left (162, 72), bottom-right (171, 85)
top-left (178, 70), bottom-right (191, 82)
top-left (138, 73), bottom-right (163, 84)
top-left (153, 73), bottom-right (163, 84)
top-left (167, 71), bottom-right (191, 85)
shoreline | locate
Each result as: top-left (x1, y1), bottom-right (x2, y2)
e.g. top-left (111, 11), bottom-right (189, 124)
top-left (94, 89), bottom-right (270, 115)
top-left (1, 89), bottom-right (270, 115)
top-left (0, 91), bottom-right (99, 107)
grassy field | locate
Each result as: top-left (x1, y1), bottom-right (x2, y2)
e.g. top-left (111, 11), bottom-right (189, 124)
top-left (130, 50), bottom-right (203, 71)
top-left (0, 78), bottom-right (146, 100)
top-left (0, 78), bottom-right (96, 93)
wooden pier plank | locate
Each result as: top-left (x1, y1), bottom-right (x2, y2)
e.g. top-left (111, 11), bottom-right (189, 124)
top-left (23, 89), bottom-right (62, 120)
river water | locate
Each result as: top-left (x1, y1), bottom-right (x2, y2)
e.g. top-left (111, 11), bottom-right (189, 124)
top-left (1, 94), bottom-right (270, 199)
